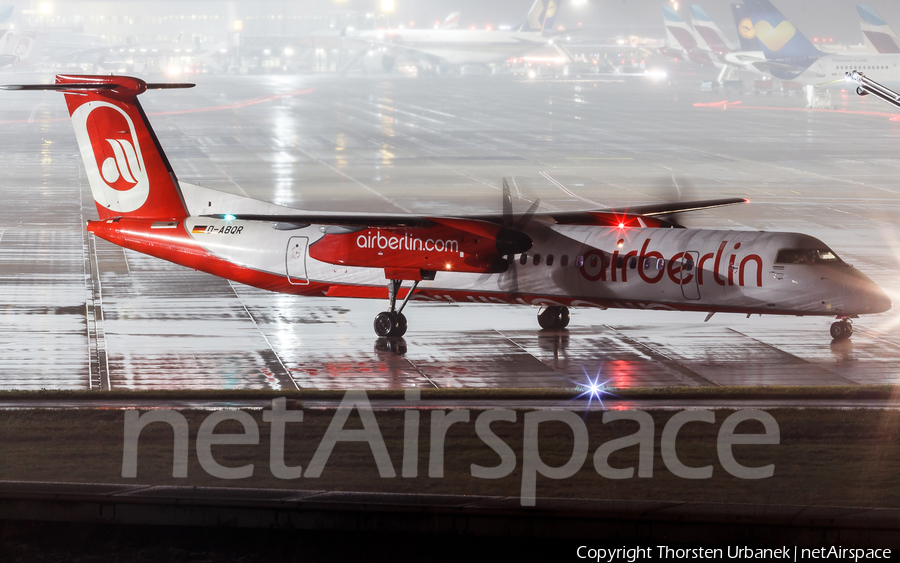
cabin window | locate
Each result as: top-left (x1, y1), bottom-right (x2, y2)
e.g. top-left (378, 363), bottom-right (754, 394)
top-left (603, 255), bottom-right (611, 268)
top-left (657, 258), bottom-right (665, 271)
top-left (684, 257), bottom-right (694, 271)
top-left (628, 257), bottom-right (638, 269)
top-left (561, 255), bottom-right (569, 267)
top-left (589, 255), bottom-right (598, 268)
top-left (616, 256), bottom-right (624, 268)
top-left (576, 255), bottom-right (584, 267)
top-left (643, 257), bottom-right (652, 270)
top-left (546, 254), bottom-right (554, 266)
top-left (520, 254), bottom-right (528, 265)
top-left (533, 254), bottom-right (542, 266)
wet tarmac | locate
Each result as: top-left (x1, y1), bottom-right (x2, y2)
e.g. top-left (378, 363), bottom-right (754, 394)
top-left (0, 397), bottom-right (897, 411)
top-left (0, 71), bottom-right (899, 390)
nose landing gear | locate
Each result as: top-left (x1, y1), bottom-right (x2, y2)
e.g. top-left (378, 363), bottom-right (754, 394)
top-left (374, 278), bottom-right (418, 337)
top-left (830, 318), bottom-right (853, 341)
top-left (538, 306), bottom-right (570, 330)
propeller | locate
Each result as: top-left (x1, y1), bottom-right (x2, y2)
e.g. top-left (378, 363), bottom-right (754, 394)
top-left (496, 178), bottom-right (539, 293)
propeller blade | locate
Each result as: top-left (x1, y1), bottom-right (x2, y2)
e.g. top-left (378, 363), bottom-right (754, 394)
top-left (502, 177), bottom-right (513, 226)
top-left (515, 197), bottom-right (541, 230)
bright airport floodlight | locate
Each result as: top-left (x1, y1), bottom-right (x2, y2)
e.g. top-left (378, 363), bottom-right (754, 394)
top-left (381, 0), bottom-right (395, 13)
top-left (39, 2), bottom-right (52, 14)
top-left (232, 19), bottom-right (243, 31)
top-left (571, 0), bottom-right (588, 6)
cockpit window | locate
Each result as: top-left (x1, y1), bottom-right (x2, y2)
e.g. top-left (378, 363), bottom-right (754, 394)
top-left (775, 248), bottom-right (842, 265)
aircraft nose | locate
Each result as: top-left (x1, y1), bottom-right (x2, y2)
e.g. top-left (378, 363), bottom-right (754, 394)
top-left (867, 285), bottom-right (892, 314)
top-left (844, 270), bottom-right (893, 315)
top-left (844, 272), bottom-right (892, 314)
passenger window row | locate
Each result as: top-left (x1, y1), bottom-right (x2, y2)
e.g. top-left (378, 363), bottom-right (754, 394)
top-left (516, 253), bottom-right (674, 271)
top-left (519, 254), bottom-right (567, 266)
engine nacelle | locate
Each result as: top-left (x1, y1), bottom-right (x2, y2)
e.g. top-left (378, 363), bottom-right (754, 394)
top-left (309, 223), bottom-right (510, 273)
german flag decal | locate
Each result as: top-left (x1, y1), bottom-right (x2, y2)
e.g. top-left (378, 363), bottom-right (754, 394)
top-left (192, 225), bottom-right (209, 234)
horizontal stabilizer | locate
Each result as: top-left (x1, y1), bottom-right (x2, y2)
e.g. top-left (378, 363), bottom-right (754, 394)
top-left (0, 82), bottom-right (194, 91)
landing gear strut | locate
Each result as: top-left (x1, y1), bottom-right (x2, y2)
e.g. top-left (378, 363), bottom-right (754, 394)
top-left (830, 318), bottom-right (853, 341)
top-left (538, 306), bottom-right (570, 330)
top-left (374, 278), bottom-right (419, 337)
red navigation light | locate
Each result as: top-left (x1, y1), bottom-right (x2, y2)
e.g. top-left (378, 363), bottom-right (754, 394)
top-left (618, 222), bottom-right (626, 229)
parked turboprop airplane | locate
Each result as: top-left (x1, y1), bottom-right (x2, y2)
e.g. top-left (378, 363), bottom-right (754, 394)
top-left (0, 75), bottom-right (890, 340)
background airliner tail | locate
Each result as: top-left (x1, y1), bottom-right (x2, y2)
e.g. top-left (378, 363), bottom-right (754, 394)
top-left (744, 0), bottom-right (823, 62)
top-left (662, 6), bottom-right (700, 52)
top-left (50, 75), bottom-right (193, 220)
top-left (689, 5), bottom-right (734, 54)
top-left (857, 4), bottom-right (900, 54)
top-left (441, 12), bottom-right (460, 30)
top-left (518, 0), bottom-right (559, 35)
top-left (731, 4), bottom-right (762, 52)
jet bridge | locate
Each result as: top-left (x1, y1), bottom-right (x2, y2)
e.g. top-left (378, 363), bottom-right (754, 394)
top-left (846, 70), bottom-right (900, 109)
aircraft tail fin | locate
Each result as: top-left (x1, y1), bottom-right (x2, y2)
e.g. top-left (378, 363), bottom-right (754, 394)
top-left (662, 6), bottom-right (699, 51)
top-left (744, 0), bottom-right (823, 62)
top-left (731, 3), bottom-right (762, 52)
top-left (441, 12), bottom-right (459, 30)
top-left (857, 4), bottom-right (900, 54)
top-left (518, 0), bottom-right (559, 35)
top-left (0, 75), bottom-right (194, 220)
top-left (689, 5), bottom-right (734, 54)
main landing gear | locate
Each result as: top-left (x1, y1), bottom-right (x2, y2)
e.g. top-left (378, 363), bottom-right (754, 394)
top-left (830, 318), bottom-right (853, 341)
top-left (374, 278), bottom-right (419, 337)
top-left (538, 306), bottom-right (570, 330)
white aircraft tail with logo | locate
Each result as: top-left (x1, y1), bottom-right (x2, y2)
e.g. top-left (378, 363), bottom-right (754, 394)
top-left (0, 75), bottom-right (195, 219)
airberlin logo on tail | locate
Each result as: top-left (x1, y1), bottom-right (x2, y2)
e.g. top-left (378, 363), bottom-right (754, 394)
top-left (101, 138), bottom-right (142, 187)
top-left (71, 101), bottom-right (150, 213)
top-left (13, 36), bottom-right (32, 58)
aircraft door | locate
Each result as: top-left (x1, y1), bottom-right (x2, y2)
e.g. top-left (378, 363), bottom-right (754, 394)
top-left (680, 251), bottom-right (700, 300)
top-left (286, 237), bottom-right (310, 285)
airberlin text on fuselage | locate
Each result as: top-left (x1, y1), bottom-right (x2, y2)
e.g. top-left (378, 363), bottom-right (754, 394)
top-left (357, 230), bottom-right (461, 253)
top-left (581, 239), bottom-right (764, 288)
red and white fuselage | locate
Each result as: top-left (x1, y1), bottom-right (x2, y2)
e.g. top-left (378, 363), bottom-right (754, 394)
top-left (88, 181), bottom-right (890, 319)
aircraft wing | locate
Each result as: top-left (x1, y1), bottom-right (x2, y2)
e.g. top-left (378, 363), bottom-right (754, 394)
top-left (604, 197), bottom-right (749, 216)
top-left (204, 198), bottom-right (748, 228)
top-left (345, 35), bottom-right (438, 61)
top-left (750, 60), bottom-right (806, 75)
